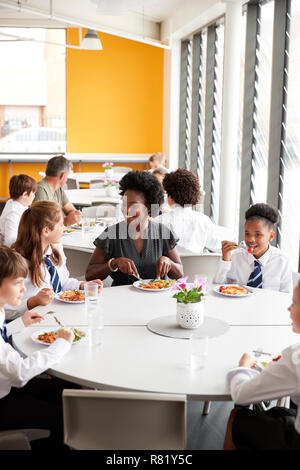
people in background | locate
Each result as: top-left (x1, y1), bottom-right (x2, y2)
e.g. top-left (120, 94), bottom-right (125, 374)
top-left (33, 155), bottom-right (81, 226)
top-left (5, 201), bottom-right (102, 320)
top-left (214, 203), bottom-right (293, 293)
top-left (0, 246), bottom-right (75, 449)
top-left (148, 152), bottom-right (169, 172)
top-left (155, 168), bottom-right (230, 254)
top-left (0, 174), bottom-right (37, 247)
top-left (86, 170), bottom-right (183, 286)
top-left (152, 167), bottom-right (168, 185)
top-left (224, 280), bottom-right (300, 450)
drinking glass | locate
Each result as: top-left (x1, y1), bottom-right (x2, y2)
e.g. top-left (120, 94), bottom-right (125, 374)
top-left (189, 333), bottom-right (208, 369)
top-left (84, 281), bottom-right (103, 346)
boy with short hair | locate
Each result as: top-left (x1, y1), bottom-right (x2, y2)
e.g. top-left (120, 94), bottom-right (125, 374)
top-left (0, 246), bottom-right (74, 449)
top-left (0, 174), bottom-right (37, 246)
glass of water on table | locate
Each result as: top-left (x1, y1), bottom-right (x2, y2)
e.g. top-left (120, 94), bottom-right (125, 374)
top-left (84, 281), bottom-right (103, 347)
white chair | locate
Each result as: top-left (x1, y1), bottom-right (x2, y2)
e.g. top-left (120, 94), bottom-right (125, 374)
top-left (66, 178), bottom-right (80, 189)
top-left (90, 179), bottom-right (105, 189)
top-left (292, 272), bottom-right (300, 288)
top-left (0, 429), bottom-right (50, 450)
top-left (62, 390), bottom-right (186, 450)
top-left (179, 252), bottom-right (221, 285)
top-left (114, 166), bottom-right (132, 175)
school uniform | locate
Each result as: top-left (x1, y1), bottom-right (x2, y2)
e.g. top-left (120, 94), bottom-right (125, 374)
top-left (214, 245), bottom-right (293, 293)
top-left (155, 205), bottom-right (232, 254)
top-left (227, 344), bottom-right (300, 449)
top-left (5, 243), bottom-right (81, 321)
top-left (0, 308), bottom-right (71, 449)
top-left (0, 199), bottom-right (28, 246)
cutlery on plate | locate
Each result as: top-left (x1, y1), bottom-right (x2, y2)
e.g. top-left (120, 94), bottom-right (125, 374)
top-left (252, 350), bottom-right (273, 356)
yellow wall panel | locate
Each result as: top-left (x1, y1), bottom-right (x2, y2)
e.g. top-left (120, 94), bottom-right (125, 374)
top-left (66, 29), bottom-right (164, 154)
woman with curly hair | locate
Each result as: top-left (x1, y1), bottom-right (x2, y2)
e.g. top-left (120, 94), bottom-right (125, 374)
top-left (155, 168), bottom-right (228, 254)
top-left (86, 171), bottom-right (183, 286)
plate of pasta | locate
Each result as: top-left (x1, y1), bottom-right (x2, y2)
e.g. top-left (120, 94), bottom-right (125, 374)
top-left (133, 279), bottom-right (174, 292)
top-left (55, 289), bottom-right (85, 303)
top-left (32, 327), bottom-right (86, 345)
top-left (214, 284), bottom-right (253, 297)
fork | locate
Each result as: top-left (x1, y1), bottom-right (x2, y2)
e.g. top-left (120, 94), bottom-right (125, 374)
top-left (53, 316), bottom-right (64, 327)
top-left (43, 310), bottom-right (55, 317)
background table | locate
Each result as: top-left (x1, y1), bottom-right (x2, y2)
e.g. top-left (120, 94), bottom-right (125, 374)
top-left (65, 189), bottom-right (121, 207)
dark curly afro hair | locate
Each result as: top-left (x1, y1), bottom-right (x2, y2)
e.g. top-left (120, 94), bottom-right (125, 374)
top-left (119, 170), bottom-right (165, 216)
top-left (245, 203), bottom-right (279, 229)
top-left (162, 168), bottom-right (201, 207)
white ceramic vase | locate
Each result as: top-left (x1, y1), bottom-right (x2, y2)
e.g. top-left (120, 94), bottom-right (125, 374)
top-left (104, 168), bottom-right (114, 178)
top-left (176, 302), bottom-right (204, 329)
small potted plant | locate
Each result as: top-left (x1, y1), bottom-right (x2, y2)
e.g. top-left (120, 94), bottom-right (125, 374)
top-left (172, 277), bottom-right (206, 329)
top-left (102, 178), bottom-right (119, 196)
top-left (102, 161), bottom-right (114, 178)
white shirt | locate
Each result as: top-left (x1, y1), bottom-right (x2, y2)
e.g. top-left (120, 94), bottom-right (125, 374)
top-left (0, 199), bottom-right (28, 246)
top-left (5, 243), bottom-right (81, 321)
top-left (227, 343), bottom-right (300, 434)
top-left (213, 245), bottom-right (293, 293)
top-left (155, 205), bottom-right (232, 254)
top-left (0, 308), bottom-right (71, 399)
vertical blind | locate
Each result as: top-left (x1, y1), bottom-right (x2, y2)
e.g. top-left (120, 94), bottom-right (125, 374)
top-left (179, 0), bottom-right (300, 271)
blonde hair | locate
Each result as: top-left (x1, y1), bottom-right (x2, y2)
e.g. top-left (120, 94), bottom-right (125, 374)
top-left (148, 153), bottom-right (167, 165)
top-left (11, 201), bottom-right (63, 287)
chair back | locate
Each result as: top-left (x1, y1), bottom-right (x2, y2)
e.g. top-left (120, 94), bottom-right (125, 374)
top-left (180, 252), bottom-right (221, 285)
top-left (63, 390), bottom-right (186, 450)
top-left (114, 166), bottom-right (132, 175)
top-left (90, 179), bottom-right (105, 189)
top-left (66, 178), bottom-right (79, 189)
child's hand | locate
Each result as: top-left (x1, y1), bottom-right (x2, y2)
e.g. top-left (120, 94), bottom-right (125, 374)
top-left (34, 288), bottom-right (55, 306)
top-left (221, 241), bottom-right (239, 261)
top-left (238, 353), bottom-right (257, 369)
top-left (80, 279), bottom-right (103, 293)
top-left (57, 327), bottom-right (74, 344)
top-left (22, 310), bottom-right (44, 327)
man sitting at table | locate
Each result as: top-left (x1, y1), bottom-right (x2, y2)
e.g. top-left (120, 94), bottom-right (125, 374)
top-left (33, 155), bottom-right (81, 226)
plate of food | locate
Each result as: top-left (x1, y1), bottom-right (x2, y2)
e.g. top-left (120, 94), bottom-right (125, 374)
top-left (254, 354), bottom-right (282, 371)
top-left (62, 227), bottom-right (75, 235)
top-left (55, 289), bottom-right (85, 303)
top-left (214, 284), bottom-right (253, 297)
top-left (32, 327), bottom-right (86, 346)
top-left (133, 279), bottom-right (175, 292)
top-left (73, 221), bottom-right (96, 230)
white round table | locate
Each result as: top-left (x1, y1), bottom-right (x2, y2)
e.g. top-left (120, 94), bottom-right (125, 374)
top-left (12, 286), bottom-right (295, 400)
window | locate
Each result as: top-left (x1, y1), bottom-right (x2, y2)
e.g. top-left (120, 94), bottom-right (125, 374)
top-left (0, 28), bottom-right (66, 153)
top-left (178, 20), bottom-right (225, 223)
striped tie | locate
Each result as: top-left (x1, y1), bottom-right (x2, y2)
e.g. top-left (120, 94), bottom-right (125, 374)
top-left (0, 320), bottom-right (8, 343)
top-left (44, 255), bottom-right (62, 293)
top-left (247, 260), bottom-right (263, 289)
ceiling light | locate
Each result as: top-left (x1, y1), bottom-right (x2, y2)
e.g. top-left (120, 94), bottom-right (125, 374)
top-left (81, 29), bottom-right (103, 50)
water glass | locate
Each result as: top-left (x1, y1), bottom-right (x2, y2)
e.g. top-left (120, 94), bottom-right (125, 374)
top-left (189, 333), bottom-right (208, 369)
top-left (84, 282), bottom-right (103, 346)
top-left (81, 216), bottom-right (90, 237)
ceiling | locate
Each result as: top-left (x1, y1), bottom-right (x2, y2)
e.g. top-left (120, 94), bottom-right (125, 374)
top-left (0, 0), bottom-right (189, 46)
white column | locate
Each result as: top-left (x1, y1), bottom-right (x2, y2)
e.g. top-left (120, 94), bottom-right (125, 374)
top-left (218, 1), bottom-right (243, 230)
top-left (168, 39), bottom-right (181, 170)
